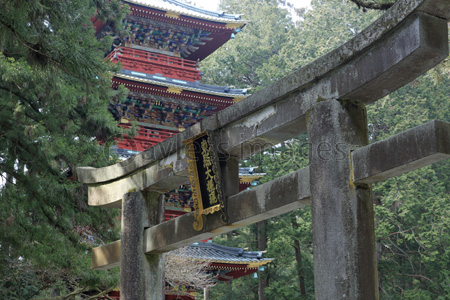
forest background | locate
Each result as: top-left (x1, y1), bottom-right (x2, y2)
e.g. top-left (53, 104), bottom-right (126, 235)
top-left (0, 0), bottom-right (449, 299)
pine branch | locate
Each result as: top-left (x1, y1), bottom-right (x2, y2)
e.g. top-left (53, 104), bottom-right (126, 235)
top-left (0, 85), bottom-right (42, 120)
top-left (85, 287), bottom-right (117, 300)
top-left (0, 18), bottom-right (95, 102)
top-left (28, 284), bottom-right (51, 300)
top-left (394, 273), bottom-right (433, 282)
top-left (32, 287), bottom-right (86, 300)
top-left (10, 270), bottom-right (22, 300)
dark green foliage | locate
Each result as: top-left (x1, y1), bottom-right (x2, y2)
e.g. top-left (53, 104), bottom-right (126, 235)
top-left (204, 0), bottom-right (450, 299)
top-left (0, 0), bottom-right (127, 298)
top-left (200, 0), bottom-right (296, 90)
top-left (368, 75), bottom-right (450, 299)
top-left (201, 0), bottom-right (379, 91)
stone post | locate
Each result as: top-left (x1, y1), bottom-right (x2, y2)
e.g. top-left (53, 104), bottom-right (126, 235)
top-left (120, 191), bottom-right (165, 300)
top-left (308, 99), bottom-right (378, 300)
top-left (220, 155), bottom-right (240, 220)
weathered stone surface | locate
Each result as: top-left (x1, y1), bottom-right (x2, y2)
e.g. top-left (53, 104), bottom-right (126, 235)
top-left (144, 192), bottom-right (165, 300)
top-left (120, 192), bottom-right (164, 300)
top-left (80, 2), bottom-right (450, 298)
top-left (121, 192), bottom-right (147, 299)
top-left (145, 167), bottom-right (310, 253)
top-left (77, 125), bottom-right (200, 184)
top-left (91, 240), bottom-right (121, 270)
top-left (92, 118), bottom-right (450, 270)
top-left (332, 13), bottom-right (448, 103)
top-left (308, 100), bottom-right (377, 300)
top-left (91, 118), bottom-right (450, 272)
top-left (90, 168), bottom-right (310, 269)
top-left (418, 0), bottom-right (450, 20)
top-left (145, 253), bottom-right (165, 300)
top-left (353, 120), bottom-right (450, 184)
top-left (77, 0), bottom-right (449, 185)
top-left (88, 153), bottom-right (188, 208)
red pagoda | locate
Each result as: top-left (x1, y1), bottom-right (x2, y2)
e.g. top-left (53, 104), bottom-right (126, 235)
top-left (97, 0), bottom-right (262, 218)
top-left (99, 0), bottom-right (248, 156)
top-left (94, 1), bottom-right (271, 298)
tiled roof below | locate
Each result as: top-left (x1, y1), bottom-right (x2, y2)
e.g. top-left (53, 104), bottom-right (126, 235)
top-left (119, 69), bottom-right (248, 97)
top-left (184, 242), bottom-right (273, 266)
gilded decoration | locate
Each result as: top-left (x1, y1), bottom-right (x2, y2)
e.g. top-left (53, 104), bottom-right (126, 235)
top-left (184, 131), bottom-right (226, 231)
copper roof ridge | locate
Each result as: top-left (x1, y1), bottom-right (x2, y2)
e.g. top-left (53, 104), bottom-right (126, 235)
top-left (124, 0), bottom-right (248, 24)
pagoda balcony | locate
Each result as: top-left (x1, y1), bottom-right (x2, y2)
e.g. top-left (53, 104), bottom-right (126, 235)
top-left (116, 123), bottom-right (179, 152)
top-left (107, 47), bottom-right (202, 82)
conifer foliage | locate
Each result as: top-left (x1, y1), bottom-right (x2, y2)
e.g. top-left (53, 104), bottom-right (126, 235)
top-left (0, 1), bottom-right (127, 298)
top-left (202, 0), bottom-right (450, 299)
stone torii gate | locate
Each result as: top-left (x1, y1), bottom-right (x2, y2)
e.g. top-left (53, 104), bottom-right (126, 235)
top-left (77, 0), bottom-right (450, 299)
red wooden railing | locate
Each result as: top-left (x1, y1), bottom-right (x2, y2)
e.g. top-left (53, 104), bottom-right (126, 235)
top-left (116, 123), bottom-right (179, 152)
top-left (107, 47), bottom-right (202, 82)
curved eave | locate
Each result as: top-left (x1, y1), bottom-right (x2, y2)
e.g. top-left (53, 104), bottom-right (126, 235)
top-left (188, 257), bottom-right (274, 267)
top-left (184, 242), bottom-right (274, 267)
top-left (113, 73), bottom-right (247, 101)
top-left (125, 0), bottom-right (248, 26)
top-left (239, 174), bottom-right (266, 183)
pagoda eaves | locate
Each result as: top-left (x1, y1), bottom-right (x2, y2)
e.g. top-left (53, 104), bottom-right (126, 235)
top-left (114, 72), bottom-right (247, 101)
top-left (120, 0), bottom-right (247, 61)
top-left (180, 242), bottom-right (273, 281)
top-left (126, 0), bottom-right (245, 24)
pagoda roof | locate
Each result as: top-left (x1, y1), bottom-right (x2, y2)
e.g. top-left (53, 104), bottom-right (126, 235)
top-left (124, 0), bottom-right (246, 25)
top-left (238, 167), bottom-right (265, 183)
top-left (239, 173), bottom-right (266, 184)
top-left (185, 242), bottom-right (273, 267)
top-left (114, 71), bottom-right (247, 100)
top-left (119, 0), bottom-right (248, 60)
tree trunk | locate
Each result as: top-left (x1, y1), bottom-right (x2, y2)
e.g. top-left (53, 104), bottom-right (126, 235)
top-left (291, 215), bottom-right (306, 297)
top-left (204, 287), bottom-right (210, 300)
top-left (375, 197), bottom-right (383, 297)
top-left (377, 241), bottom-right (383, 297)
top-left (257, 221), bottom-right (268, 300)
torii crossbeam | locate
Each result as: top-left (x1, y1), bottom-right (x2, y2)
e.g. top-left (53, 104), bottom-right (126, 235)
top-left (78, 1), bottom-right (450, 299)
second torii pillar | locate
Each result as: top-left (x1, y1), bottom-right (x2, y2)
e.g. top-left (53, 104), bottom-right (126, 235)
top-left (308, 99), bottom-right (378, 300)
top-left (121, 191), bottom-right (165, 300)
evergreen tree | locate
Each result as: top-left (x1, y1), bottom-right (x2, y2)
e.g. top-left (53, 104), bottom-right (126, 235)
top-left (368, 75), bottom-right (450, 299)
top-left (201, 0), bottom-right (379, 91)
top-left (200, 0), bottom-right (297, 90)
top-left (204, 0), bottom-right (450, 299)
top-left (0, 1), bottom-right (127, 298)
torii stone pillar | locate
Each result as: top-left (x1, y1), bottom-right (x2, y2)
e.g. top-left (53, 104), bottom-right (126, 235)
top-left (308, 99), bottom-right (377, 300)
top-left (120, 191), bottom-right (165, 300)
